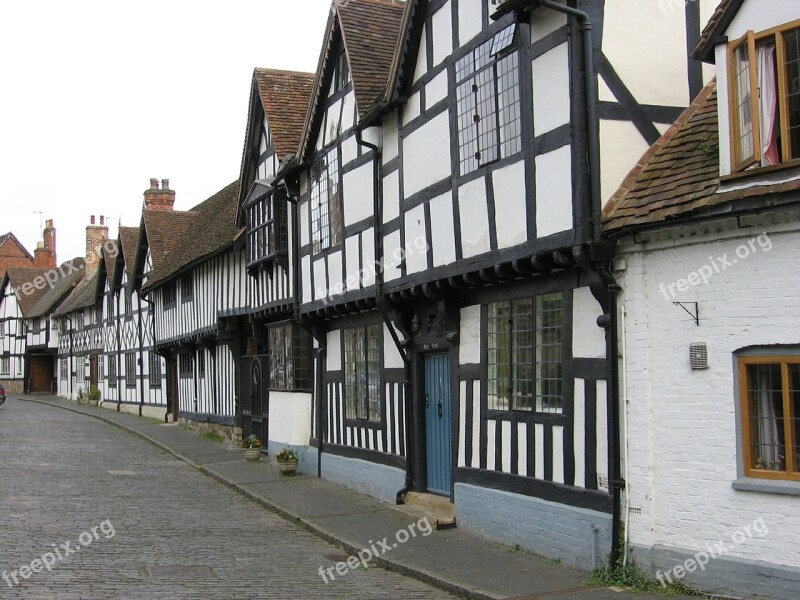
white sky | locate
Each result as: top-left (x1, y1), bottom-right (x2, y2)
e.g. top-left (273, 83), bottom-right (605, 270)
top-left (0, 1), bottom-right (333, 263)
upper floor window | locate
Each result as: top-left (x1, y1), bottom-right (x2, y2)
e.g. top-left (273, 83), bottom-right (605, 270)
top-left (32, 318), bottom-right (41, 335)
top-left (180, 273), bottom-right (193, 303)
top-left (343, 323), bottom-right (381, 422)
top-left (487, 291), bottom-right (564, 413)
top-left (268, 323), bottom-right (311, 390)
top-left (738, 355), bottom-right (800, 481)
top-left (163, 282), bottom-right (177, 309)
top-left (125, 288), bottom-right (133, 316)
top-left (247, 194), bottom-right (287, 266)
top-left (456, 23), bottom-right (521, 175)
top-left (310, 149), bottom-right (343, 254)
top-left (77, 311), bottom-right (84, 330)
top-left (729, 24), bottom-right (800, 172)
top-left (107, 295), bottom-right (115, 322)
top-left (336, 51), bottom-right (349, 93)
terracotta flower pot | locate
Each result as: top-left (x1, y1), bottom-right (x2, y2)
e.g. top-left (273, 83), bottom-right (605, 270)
top-left (277, 459), bottom-right (297, 475)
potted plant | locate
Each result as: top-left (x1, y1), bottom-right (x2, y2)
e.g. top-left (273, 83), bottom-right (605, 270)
top-left (242, 434), bottom-right (263, 461)
top-left (76, 387), bottom-right (86, 405)
top-left (275, 448), bottom-right (298, 475)
top-left (88, 385), bottom-right (101, 407)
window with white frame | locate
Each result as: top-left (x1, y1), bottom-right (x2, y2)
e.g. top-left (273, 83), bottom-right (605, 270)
top-left (487, 291), bottom-right (564, 413)
top-left (125, 353), bottom-right (136, 387)
top-left (76, 357), bottom-right (85, 384)
top-left (98, 355), bottom-right (103, 382)
top-left (343, 324), bottom-right (381, 422)
top-left (1, 356), bottom-right (9, 376)
top-left (729, 24), bottom-right (800, 172)
top-left (60, 358), bottom-right (67, 380)
top-left (31, 318), bottom-right (41, 335)
top-left (310, 148), bottom-right (343, 254)
top-left (456, 23), bottom-right (521, 175)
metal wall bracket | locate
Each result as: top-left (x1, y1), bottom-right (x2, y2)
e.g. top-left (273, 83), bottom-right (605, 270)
top-left (673, 302), bottom-right (699, 326)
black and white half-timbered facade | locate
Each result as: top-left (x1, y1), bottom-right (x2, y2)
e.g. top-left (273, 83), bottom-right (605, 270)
top-left (141, 181), bottom-right (245, 434)
top-left (236, 68), bottom-right (315, 462)
top-left (271, 0), bottom-right (720, 570)
top-left (0, 269), bottom-right (45, 394)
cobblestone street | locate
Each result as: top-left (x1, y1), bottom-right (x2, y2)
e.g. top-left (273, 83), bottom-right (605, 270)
top-left (0, 399), bottom-right (456, 599)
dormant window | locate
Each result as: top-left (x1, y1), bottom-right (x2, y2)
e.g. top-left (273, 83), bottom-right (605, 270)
top-left (487, 292), bottom-right (564, 413)
top-left (247, 194), bottom-right (287, 266)
top-left (268, 323), bottom-right (311, 390)
top-left (738, 355), bottom-right (800, 481)
top-left (343, 324), bottom-right (381, 422)
top-left (729, 23), bottom-right (800, 172)
top-left (456, 23), bottom-right (521, 175)
top-left (310, 149), bottom-right (343, 254)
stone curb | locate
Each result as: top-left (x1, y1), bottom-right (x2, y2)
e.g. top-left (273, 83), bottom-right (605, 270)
top-left (18, 397), bottom-right (498, 600)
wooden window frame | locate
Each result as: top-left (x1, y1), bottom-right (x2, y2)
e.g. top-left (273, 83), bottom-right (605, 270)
top-left (1, 356), bottom-right (9, 376)
top-left (343, 323), bottom-right (383, 424)
top-left (247, 194), bottom-right (288, 268)
top-left (180, 273), bottom-right (194, 303)
top-left (108, 358), bottom-right (117, 388)
top-left (310, 147), bottom-right (343, 255)
top-left (738, 355), bottom-right (800, 482)
top-left (125, 353), bottom-right (136, 388)
top-left (76, 356), bottom-right (86, 384)
top-left (163, 282), bottom-right (177, 310)
top-left (149, 352), bottom-right (161, 388)
top-left (727, 20), bottom-right (800, 173)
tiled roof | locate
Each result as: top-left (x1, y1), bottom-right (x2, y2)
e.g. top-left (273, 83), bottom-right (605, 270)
top-left (299, 0), bottom-right (405, 160)
top-left (53, 271), bottom-right (99, 317)
top-left (604, 80), bottom-right (800, 234)
top-left (142, 209), bottom-right (198, 274)
top-left (0, 232), bottom-right (35, 277)
top-left (339, 0), bottom-right (406, 119)
top-left (4, 268), bottom-right (50, 316)
top-left (254, 69), bottom-right (314, 160)
top-left (143, 181), bottom-right (241, 291)
top-left (27, 258), bottom-right (87, 318)
top-left (119, 226), bottom-right (140, 279)
top-left (692, 0), bottom-right (740, 63)
top-left (103, 239), bottom-right (118, 285)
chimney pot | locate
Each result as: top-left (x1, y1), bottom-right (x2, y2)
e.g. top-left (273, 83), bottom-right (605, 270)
top-left (91, 215), bottom-right (96, 225)
top-left (150, 178), bottom-right (159, 190)
top-left (161, 178), bottom-right (170, 190)
top-left (36, 241), bottom-right (43, 249)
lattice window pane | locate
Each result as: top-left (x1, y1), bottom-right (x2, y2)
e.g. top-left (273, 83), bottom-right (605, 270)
top-left (535, 293), bottom-right (564, 413)
top-left (735, 41), bottom-right (755, 163)
top-left (490, 23), bottom-right (516, 56)
top-left (487, 301), bottom-right (510, 410)
top-left (783, 28), bottom-right (800, 159)
top-left (311, 149), bottom-right (342, 253)
top-left (511, 298), bottom-right (534, 411)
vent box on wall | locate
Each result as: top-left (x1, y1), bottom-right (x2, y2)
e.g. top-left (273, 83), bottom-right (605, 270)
top-left (689, 343), bottom-right (709, 370)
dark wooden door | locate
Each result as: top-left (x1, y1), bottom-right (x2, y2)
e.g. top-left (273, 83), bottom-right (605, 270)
top-left (241, 355), bottom-right (269, 449)
top-left (89, 355), bottom-right (98, 388)
top-left (29, 355), bottom-right (53, 393)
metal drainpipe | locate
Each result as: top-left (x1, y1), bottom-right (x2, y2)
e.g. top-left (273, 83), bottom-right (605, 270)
top-left (355, 127), bottom-right (413, 505)
top-left (539, 0), bottom-right (623, 565)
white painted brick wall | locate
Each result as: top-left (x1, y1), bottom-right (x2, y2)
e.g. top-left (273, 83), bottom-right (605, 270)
top-left (617, 223), bottom-right (800, 568)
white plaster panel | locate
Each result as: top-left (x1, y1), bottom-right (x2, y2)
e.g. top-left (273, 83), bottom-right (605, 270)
top-left (535, 423), bottom-right (545, 479)
top-left (301, 255), bottom-right (312, 303)
top-left (458, 0), bottom-right (483, 47)
top-left (403, 91), bottom-right (421, 127)
top-left (383, 113), bottom-right (399, 164)
top-left (341, 90), bottom-right (356, 133)
top-left (458, 177), bottom-right (490, 258)
top-left (602, 0), bottom-right (691, 107)
top-left (324, 99), bottom-right (342, 146)
top-left (491, 160), bottom-right (528, 249)
top-left (573, 378), bottom-right (586, 488)
top-left (313, 257), bottom-right (326, 301)
top-left (431, 2), bottom-right (453, 67)
top-left (327, 250), bottom-right (343, 296)
top-left (383, 230), bottom-right (402, 282)
top-left (572, 287), bottom-right (606, 359)
top-left (425, 70), bottom-right (449, 109)
top-left (596, 379), bottom-right (608, 489)
top-left (327, 329), bottom-right (341, 371)
top-left (532, 43), bottom-right (571, 135)
top-left (715, 43), bottom-right (732, 177)
top-left (600, 119), bottom-right (651, 205)
top-left (345, 236), bottom-right (360, 291)
top-left (530, 3), bottom-right (567, 43)
top-left (343, 162), bottom-right (374, 226)
top-left (404, 204), bottom-right (428, 274)
top-left (413, 24), bottom-right (428, 84)
top-left (535, 146), bottom-right (573, 237)
top-left (341, 134), bottom-right (359, 166)
top-left (383, 323), bottom-right (405, 369)
top-left (502, 420), bottom-right (512, 473)
top-left (361, 228), bottom-right (375, 288)
top-left (429, 191), bottom-right (456, 267)
top-left (459, 305), bottom-right (481, 365)
top-left (552, 425), bottom-right (564, 484)
top-left (598, 74), bottom-right (615, 103)
top-left (726, 0), bottom-right (797, 42)
top-left (268, 392), bottom-right (312, 445)
top-left (403, 112), bottom-right (452, 198)
top-left (383, 170), bottom-right (400, 223)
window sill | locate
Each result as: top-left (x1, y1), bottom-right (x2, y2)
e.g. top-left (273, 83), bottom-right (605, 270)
top-left (721, 159), bottom-right (800, 184)
top-left (732, 477), bottom-right (800, 496)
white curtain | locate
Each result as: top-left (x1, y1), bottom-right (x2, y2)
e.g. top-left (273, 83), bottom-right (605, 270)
top-left (758, 42), bottom-right (779, 166)
top-left (754, 367), bottom-right (782, 470)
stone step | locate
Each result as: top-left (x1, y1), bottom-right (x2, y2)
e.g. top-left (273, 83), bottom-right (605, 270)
top-left (391, 492), bottom-right (456, 530)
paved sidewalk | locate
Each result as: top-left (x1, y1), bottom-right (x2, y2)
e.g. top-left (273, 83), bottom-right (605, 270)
top-left (19, 395), bottom-right (696, 600)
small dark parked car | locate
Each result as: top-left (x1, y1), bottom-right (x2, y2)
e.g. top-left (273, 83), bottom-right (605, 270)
top-left (0, 383), bottom-right (5, 405)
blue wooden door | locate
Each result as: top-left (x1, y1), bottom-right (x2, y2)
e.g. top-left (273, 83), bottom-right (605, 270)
top-left (425, 353), bottom-right (452, 495)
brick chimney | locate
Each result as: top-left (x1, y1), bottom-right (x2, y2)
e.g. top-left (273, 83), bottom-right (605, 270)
top-left (85, 215), bottom-right (109, 277)
top-left (143, 178), bottom-right (176, 212)
top-left (33, 219), bottom-right (56, 269)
